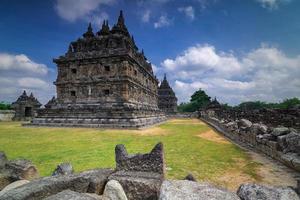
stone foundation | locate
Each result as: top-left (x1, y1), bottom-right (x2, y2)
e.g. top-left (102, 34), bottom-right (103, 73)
top-left (27, 103), bottom-right (166, 129)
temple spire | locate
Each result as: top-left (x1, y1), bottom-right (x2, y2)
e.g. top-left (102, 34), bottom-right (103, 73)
top-left (83, 22), bottom-right (94, 38)
top-left (164, 73), bottom-right (167, 80)
top-left (117, 10), bottom-right (125, 27)
top-left (22, 90), bottom-right (27, 96)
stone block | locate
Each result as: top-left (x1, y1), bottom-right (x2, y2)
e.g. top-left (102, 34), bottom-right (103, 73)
top-left (44, 190), bottom-right (101, 200)
top-left (0, 169), bottom-right (113, 200)
top-left (237, 183), bottom-right (300, 200)
top-left (159, 180), bottom-right (240, 200)
top-left (271, 127), bottom-right (290, 137)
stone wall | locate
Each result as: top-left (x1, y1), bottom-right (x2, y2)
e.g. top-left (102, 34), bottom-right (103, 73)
top-left (200, 112), bottom-right (300, 173)
top-left (167, 112), bottom-right (198, 119)
top-left (210, 107), bottom-right (300, 129)
top-left (0, 110), bottom-right (15, 122)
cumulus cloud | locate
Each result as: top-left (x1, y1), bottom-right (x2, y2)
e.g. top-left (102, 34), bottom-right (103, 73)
top-left (0, 53), bottom-right (55, 104)
top-left (256, 0), bottom-right (291, 10)
top-left (154, 15), bottom-right (171, 28)
top-left (141, 10), bottom-right (151, 23)
top-left (55, 0), bottom-right (113, 25)
top-left (161, 44), bottom-right (300, 105)
top-left (178, 6), bottom-right (195, 20)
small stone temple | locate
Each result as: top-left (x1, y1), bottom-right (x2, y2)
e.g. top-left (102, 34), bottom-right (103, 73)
top-left (158, 74), bottom-right (178, 113)
top-left (30, 11), bottom-right (166, 128)
top-left (12, 91), bottom-right (41, 121)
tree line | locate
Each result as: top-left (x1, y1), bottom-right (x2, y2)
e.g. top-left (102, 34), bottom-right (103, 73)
top-left (177, 89), bottom-right (300, 112)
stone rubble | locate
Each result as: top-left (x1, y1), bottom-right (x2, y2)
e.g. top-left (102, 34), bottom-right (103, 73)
top-left (0, 143), bottom-right (299, 200)
top-left (0, 153), bottom-right (39, 191)
top-left (200, 108), bottom-right (300, 172)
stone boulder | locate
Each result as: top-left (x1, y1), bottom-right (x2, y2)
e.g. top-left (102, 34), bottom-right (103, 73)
top-left (238, 119), bottom-right (252, 129)
top-left (225, 121), bottom-right (238, 132)
top-left (102, 180), bottom-right (128, 200)
top-left (280, 153), bottom-right (300, 171)
top-left (52, 163), bottom-right (73, 176)
top-left (0, 169), bottom-right (113, 200)
top-left (271, 127), bottom-right (290, 137)
top-left (45, 190), bottom-right (101, 200)
top-left (0, 180), bottom-right (29, 196)
top-left (4, 159), bottom-right (39, 181)
top-left (277, 131), bottom-right (300, 153)
top-left (159, 180), bottom-right (240, 200)
top-left (251, 123), bottom-right (268, 135)
top-left (237, 183), bottom-right (300, 200)
top-left (0, 158), bottom-right (39, 190)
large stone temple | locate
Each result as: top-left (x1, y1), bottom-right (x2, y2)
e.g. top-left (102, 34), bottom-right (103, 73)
top-left (158, 74), bottom-right (178, 113)
top-left (30, 11), bottom-right (166, 128)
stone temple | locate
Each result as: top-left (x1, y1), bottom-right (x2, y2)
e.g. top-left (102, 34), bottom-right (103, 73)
top-left (12, 91), bottom-right (41, 121)
top-left (30, 11), bottom-right (166, 128)
top-left (158, 74), bottom-right (178, 113)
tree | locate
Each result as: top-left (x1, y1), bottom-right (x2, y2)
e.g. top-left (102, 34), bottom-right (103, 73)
top-left (0, 102), bottom-right (12, 110)
top-left (177, 89), bottom-right (211, 112)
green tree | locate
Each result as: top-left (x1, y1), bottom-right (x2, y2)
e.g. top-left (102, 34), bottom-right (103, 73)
top-left (0, 102), bottom-right (12, 110)
top-left (177, 89), bottom-right (211, 112)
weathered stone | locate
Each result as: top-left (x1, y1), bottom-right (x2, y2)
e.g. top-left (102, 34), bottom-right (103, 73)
top-left (159, 180), bottom-right (240, 200)
top-left (225, 121), bottom-right (238, 131)
top-left (184, 174), bottom-right (197, 182)
top-left (109, 171), bottom-right (162, 200)
top-left (238, 119), bottom-right (252, 129)
top-left (297, 179), bottom-right (300, 195)
top-left (271, 127), bottom-right (290, 137)
top-left (103, 180), bottom-right (128, 200)
top-left (4, 159), bottom-right (39, 180)
top-left (0, 174), bottom-right (12, 191)
top-left (251, 123), bottom-right (268, 135)
top-left (0, 152), bottom-right (7, 169)
top-left (45, 190), bottom-right (100, 200)
top-left (237, 183), bottom-right (300, 200)
top-left (115, 142), bottom-right (164, 175)
top-left (110, 143), bottom-right (164, 200)
top-left (0, 180), bottom-right (29, 195)
top-left (52, 163), bottom-right (73, 176)
top-left (0, 169), bottom-right (113, 200)
top-left (285, 131), bottom-right (300, 153)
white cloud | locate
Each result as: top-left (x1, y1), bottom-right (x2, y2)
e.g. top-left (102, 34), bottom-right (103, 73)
top-left (55, 0), bottom-right (113, 25)
top-left (256, 0), bottom-right (291, 10)
top-left (178, 6), bottom-right (195, 20)
top-left (161, 44), bottom-right (300, 105)
top-left (0, 53), bottom-right (48, 75)
top-left (154, 15), bottom-right (171, 28)
top-left (142, 10), bottom-right (151, 23)
top-left (0, 53), bottom-right (55, 104)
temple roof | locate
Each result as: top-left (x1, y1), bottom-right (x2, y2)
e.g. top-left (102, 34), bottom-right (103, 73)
top-left (159, 74), bottom-right (172, 90)
top-left (55, 10), bottom-right (155, 76)
top-left (12, 90), bottom-right (42, 106)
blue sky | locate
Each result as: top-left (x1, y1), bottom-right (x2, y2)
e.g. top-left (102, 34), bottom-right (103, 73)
top-left (0, 0), bottom-right (299, 105)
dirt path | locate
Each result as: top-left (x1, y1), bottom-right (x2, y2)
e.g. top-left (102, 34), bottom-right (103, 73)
top-left (199, 126), bottom-right (300, 191)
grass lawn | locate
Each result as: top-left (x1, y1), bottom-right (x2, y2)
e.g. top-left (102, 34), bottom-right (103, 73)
top-left (0, 119), bottom-right (261, 190)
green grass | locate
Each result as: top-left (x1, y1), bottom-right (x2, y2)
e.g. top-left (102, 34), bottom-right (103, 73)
top-left (0, 119), bottom-right (261, 188)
